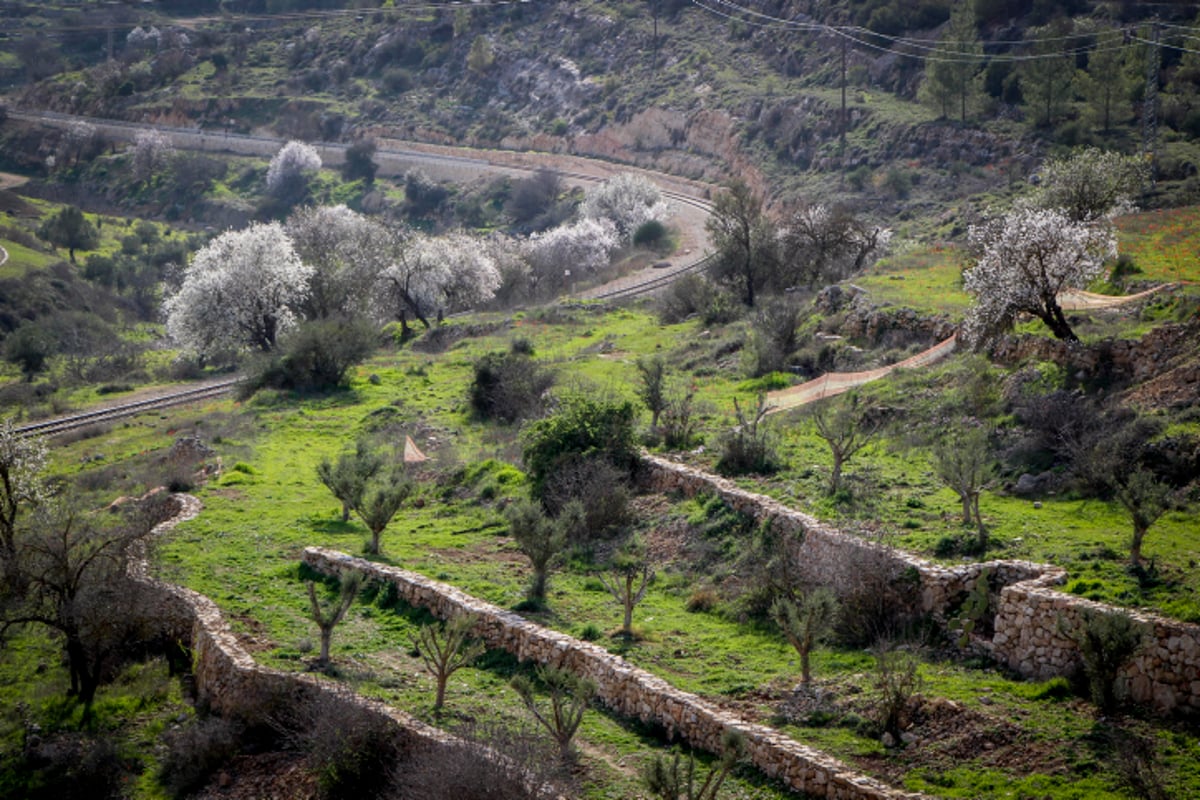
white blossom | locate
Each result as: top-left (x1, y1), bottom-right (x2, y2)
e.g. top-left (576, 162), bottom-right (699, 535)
top-left (580, 173), bottom-right (670, 242)
top-left (374, 231), bottom-right (500, 327)
top-left (164, 222), bottom-right (312, 356)
top-left (962, 207), bottom-right (1117, 346)
top-left (266, 140), bottom-right (321, 198)
top-left (524, 217), bottom-right (618, 291)
top-left (131, 128), bottom-right (174, 182)
top-left (286, 204), bottom-right (386, 319)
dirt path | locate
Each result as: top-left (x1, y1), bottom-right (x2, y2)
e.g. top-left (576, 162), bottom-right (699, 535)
top-left (1059, 284), bottom-right (1174, 310)
top-left (765, 282), bottom-right (1177, 413)
top-left (766, 336), bottom-right (959, 414)
top-left (0, 172), bottom-right (29, 191)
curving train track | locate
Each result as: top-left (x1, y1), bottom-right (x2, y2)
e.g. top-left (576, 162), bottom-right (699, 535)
top-left (15, 378), bottom-right (241, 438)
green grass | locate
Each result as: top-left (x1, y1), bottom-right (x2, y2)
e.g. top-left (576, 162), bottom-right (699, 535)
top-left (18, 300), bottom-right (1199, 799)
top-left (1116, 206), bottom-right (1200, 284)
top-left (853, 245), bottom-right (970, 316)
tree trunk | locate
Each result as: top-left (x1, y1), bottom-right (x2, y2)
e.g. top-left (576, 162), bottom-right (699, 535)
top-left (341, 502), bottom-right (351, 523)
top-left (1040, 302), bottom-right (1078, 341)
top-left (800, 647), bottom-right (812, 685)
top-left (368, 528), bottom-right (382, 555)
top-left (960, 492), bottom-right (973, 525)
top-left (434, 674), bottom-right (447, 711)
top-left (622, 575), bottom-right (635, 636)
top-left (531, 568), bottom-right (547, 602)
top-left (829, 451), bottom-right (844, 495)
top-left (319, 626), bottom-right (332, 665)
top-left (1130, 521), bottom-right (1146, 566)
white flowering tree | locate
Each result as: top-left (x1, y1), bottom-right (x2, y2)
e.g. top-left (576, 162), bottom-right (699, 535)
top-left (580, 173), bottom-right (670, 242)
top-left (1034, 148), bottom-right (1149, 222)
top-left (374, 232), bottom-right (500, 329)
top-left (524, 217), bottom-right (618, 296)
top-left (131, 128), bottom-right (174, 183)
top-left (164, 222), bottom-right (313, 358)
top-left (962, 207), bottom-right (1117, 346)
top-left (286, 204), bottom-right (385, 320)
top-left (266, 140), bottom-right (322, 201)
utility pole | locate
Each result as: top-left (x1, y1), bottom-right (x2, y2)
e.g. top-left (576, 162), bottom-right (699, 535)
top-left (1142, 19), bottom-right (1160, 186)
top-left (840, 33), bottom-right (848, 176)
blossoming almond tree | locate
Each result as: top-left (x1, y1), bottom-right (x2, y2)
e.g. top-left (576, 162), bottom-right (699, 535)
top-left (286, 204), bottom-right (385, 320)
top-left (374, 232), bottom-right (501, 328)
top-left (580, 172), bottom-right (670, 242)
top-left (962, 207), bottom-right (1117, 346)
top-left (164, 222), bottom-right (313, 358)
top-left (523, 217), bottom-right (618, 294)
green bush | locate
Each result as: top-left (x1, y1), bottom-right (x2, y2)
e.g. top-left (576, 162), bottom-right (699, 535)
top-left (468, 348), bottom-right (554, 424)
top-left (1063, 609), bottom-right (1149, 712)
top-left (632, 219), bottom-right (667, 247)
top-left (521, 395), bottom-right (638, 498)
top-left (240, 318), bottom-right (377, 397)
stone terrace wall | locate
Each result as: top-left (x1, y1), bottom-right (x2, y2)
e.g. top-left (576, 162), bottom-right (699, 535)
top-left (640, 454), bottom-right (1200, 716)
top-left (303, 547), bottom-right (925, 800)
top-left (132, 497), bottom-right (558, 798)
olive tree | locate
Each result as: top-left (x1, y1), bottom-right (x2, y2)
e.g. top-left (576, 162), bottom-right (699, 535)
top-left (705, 179), bottom-right (777, 307)
top-left (305, 571), bottom-right (361, 671)
top-left (413, 613), bottom-right (485, 712)
top-left (962, 207), bottom-right (1117, 346)
top-left (164, 222), bottom-right (313, 357)
top-left (1034, 148), bottom-right (1149, 222)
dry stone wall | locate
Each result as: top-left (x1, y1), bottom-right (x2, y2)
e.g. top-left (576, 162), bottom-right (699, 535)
top-left (132, 496), bottom-right (555, 797)
top-left (639, 454), bottom-right (1200, 716)
top-left (303, 547), bottom-right (924, 800)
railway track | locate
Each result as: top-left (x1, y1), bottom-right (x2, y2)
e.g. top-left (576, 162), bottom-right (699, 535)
top-left (15, 378), bottom-right (240, 438)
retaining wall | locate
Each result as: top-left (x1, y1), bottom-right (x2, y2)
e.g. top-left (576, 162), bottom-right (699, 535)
top-left (134, 497), bottom-right (552, 796)
top-left (303, 547), bottom-right (924, 800)
top-left (639, 454), bottom-right (1200, 715)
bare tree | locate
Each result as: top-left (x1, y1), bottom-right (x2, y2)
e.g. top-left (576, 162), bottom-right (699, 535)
top-left (306, 571), bottom-right (361, 670)
top-left (771, 588), bottom-right (838, 686)
top-left (511, 665), bottom-right (595, 763)
top-left (412, 613), bottom-right (485, 712)
top-left (1, 501), bottom-right (160, 707)
top-left (932, 424), bottom-right (997, 551)
top-left (809, 392), bottom-right (885, 495)
top-left (595, 537), bottom-right (653, 639)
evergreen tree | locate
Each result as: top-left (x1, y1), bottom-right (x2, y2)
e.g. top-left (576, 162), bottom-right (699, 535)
top-left (920, 4), bottom-right (983, 123)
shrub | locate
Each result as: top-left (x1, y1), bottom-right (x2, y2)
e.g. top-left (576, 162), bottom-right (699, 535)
top-left (278, 693), bottom-right (400, 800)
top-left (1063, 609), bottom-right (1148, 712)
top-left (240, 318), bottom-right (377, 397)
top-left (158, 716), bottom-right (242, 798)
top-left (715, 394), bottom-right (782, 476)
top-left (521, 395), bottom-right (638, 499)
top-left (871, 644), bottom-right (923, 739)
top-left (686, 586), bottom-right (719, 613)
top-left (468, 348), bottom-right (554, 424)
top-left (633, 219), bottom-right (667, 247)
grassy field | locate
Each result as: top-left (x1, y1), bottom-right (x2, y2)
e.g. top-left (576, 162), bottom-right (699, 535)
top-left (17, 295), bottom-right (1192, 799)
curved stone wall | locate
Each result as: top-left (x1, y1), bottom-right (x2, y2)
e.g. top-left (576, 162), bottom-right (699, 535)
top-left (303, 547), bottom-right (924, 800)
top-left (639, 454), bottom-right (1200, 716)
